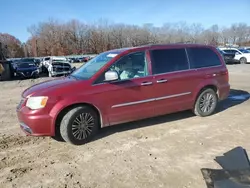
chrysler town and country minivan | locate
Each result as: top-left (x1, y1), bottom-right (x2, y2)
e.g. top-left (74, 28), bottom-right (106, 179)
top-left (16, 44), bottom-right (230, 145)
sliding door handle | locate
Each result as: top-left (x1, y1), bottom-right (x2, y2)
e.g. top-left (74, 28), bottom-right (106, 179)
top-left (156, 79), bottom-right (168, 83)
top-left (141, 81), bottom-right (153, 86)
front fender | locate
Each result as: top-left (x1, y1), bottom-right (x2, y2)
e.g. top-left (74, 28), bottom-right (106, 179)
top-left (49, 95), bottom-right (108, 131)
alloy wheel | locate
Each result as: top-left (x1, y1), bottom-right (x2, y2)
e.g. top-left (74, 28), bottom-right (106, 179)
top-left (199, 92), bottom-right (216, 113)
top-left (72, 113), bottom-right (94, 140)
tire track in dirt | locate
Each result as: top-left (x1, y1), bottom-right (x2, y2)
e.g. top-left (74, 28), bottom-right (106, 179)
top-left (0, 134), bottom-right (45, 150)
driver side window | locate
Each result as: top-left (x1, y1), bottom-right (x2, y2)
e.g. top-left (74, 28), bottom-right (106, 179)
top-left (95, 51), bottom-right (149, 84)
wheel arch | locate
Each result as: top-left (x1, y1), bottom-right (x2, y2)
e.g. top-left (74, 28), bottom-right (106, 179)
top-left (193, 84), bottom-right (218, 104)
top-left (54, 103), bottom-right (103, 138)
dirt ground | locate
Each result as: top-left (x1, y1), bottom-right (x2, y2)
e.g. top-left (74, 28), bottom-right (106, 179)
top-left (0, 63), bottom-right (250, 188)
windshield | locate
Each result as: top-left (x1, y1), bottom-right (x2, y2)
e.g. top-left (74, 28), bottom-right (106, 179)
top-left (71, 51), bottom-right (121, 79)
top-left (239, 49), bottom-right (250, 53)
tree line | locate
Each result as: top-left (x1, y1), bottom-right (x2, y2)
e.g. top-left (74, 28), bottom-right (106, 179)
top-left (1, 19), bottom-right (250, 58)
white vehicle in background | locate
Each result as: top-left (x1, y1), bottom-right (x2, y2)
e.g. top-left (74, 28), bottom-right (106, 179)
top-left (41, 56), bottom-right (75, 77)
top-left (219, 47), bottom-right (250, 64)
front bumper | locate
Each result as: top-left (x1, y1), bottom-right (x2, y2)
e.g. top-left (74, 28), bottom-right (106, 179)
top-left (16, 70), bottom-right (39, 77)
top-left (17, 107), bottom-right (54, 136)
top-left (50, 71), bottom-right (71, 76)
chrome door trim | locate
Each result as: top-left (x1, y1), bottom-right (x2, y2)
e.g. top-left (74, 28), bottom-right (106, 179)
top-left (111, 92), bottom-right (191, 108)
top-left (112, 98), bottom-right (155, 108)
top-left (155, 92), bottom-right (191, 101)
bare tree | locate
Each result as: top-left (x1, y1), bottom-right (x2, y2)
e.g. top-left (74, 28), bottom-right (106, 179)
top-left (14, 19), bottom-right (249, 58)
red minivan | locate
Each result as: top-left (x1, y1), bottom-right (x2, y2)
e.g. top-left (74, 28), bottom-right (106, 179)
top-left (16, 44), bottom-right (230, 145)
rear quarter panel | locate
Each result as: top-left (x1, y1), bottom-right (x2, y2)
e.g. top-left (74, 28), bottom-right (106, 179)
top-left (189, 68), bottom-right (219, 102)
top-left (190, 46), bottom-right (229, 102)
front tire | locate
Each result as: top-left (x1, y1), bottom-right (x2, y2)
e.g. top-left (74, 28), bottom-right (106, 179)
top-left (60, 106), bottom-right (99, 145)
top-left (193, 88), bottom-right (218, 117)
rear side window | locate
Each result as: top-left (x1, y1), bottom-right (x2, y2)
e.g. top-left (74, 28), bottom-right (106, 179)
top-left (187, 48), bottom-right (222, 69)
top-left (150, 48), bottom-right (189, 74)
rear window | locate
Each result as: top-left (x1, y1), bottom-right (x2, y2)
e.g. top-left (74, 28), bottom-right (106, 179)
top-left (150, 48), bottom-right (189, 74)
top-left (187, 47), bottom-right (222, 69)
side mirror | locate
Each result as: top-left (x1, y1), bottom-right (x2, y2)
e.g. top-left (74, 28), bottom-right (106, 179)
top-left (235, 52), bottom-right (240, 55)
top-left (104, 70), bottom-right (119, 82)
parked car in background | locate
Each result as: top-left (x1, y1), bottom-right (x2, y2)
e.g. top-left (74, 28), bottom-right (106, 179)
top-left (41, 57), bottom-right (75, 77)
top-left (219, 47), bottom-right (250, 64)
top-left (82, 56), bottom-right (90, 62)
top-left (69, 58), bottom-right (78, 63)
top-left (242, 47), bottom-right (250, 51)
top-left (13, 58), bottom-right (39, 79)
top-left (16, 44), bottom-right (230, 145)
top-left (34, 58), bottom-right (41, 67)
top-left (217, 48), bottom-right (239, 64)
top-left (239, 48), bottom-right (250, 53)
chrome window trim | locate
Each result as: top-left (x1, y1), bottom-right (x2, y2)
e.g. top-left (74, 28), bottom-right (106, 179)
top-left (111, 92), bottom-right (191, 108)
top-left (92, 74), bottom-right (154, 86)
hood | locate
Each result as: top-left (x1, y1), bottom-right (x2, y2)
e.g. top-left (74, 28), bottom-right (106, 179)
top-left (22, 76), bottom-right (78, 98)
top-left (16, 66), bottom-right (38, 71)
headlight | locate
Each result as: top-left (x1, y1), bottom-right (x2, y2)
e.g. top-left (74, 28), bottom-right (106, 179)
top-left (26, 96), bottom-right (48, 110)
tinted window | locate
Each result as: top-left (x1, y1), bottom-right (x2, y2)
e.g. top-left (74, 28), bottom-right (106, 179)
top-left (224, 49), bottom-right (239, 54)
top-left (150, 48), bottom-right (189, 74)
top-left (187, 47), bottom-right (221, 69)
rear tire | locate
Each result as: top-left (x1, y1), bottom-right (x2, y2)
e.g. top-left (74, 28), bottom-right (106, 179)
top-left (194, 88), bottom-right (218, 117)
top-left (240, 57), bottom-right (247, 64)
top-left (60, 106), bottom-right (99, 145)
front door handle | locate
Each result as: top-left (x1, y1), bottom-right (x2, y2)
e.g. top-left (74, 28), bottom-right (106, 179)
top-left (141, 81), bottom-right (153, 86)
top-left (156, 79), bottom-right (168, 83)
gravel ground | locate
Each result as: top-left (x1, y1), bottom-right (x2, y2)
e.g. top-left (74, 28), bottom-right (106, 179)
top-left (0, 63), bottom-right (250, 188)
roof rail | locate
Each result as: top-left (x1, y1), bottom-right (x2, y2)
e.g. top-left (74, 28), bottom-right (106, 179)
top-left (174, 41), bottom-right (193, 44)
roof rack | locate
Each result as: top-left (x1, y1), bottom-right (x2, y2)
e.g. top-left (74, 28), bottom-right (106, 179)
top-left (174, 41), bottom-right (193, 44)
